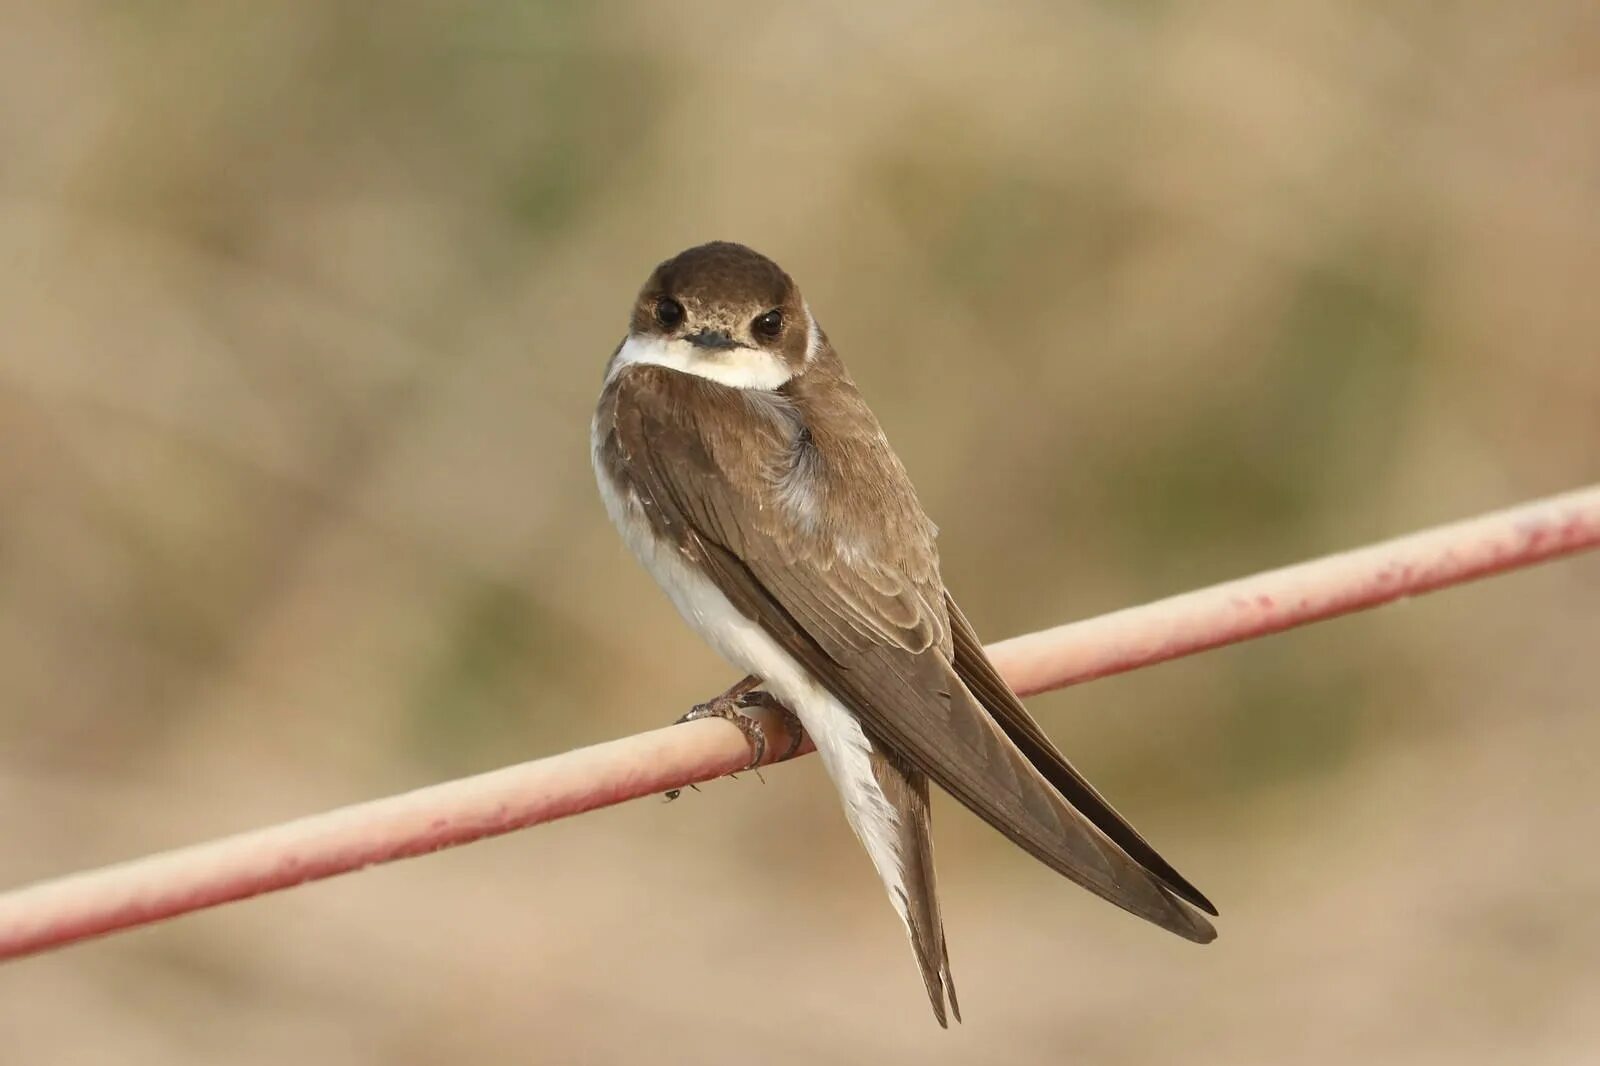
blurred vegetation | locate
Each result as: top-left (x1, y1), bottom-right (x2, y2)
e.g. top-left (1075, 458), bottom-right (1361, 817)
top-left (0, 3), bottom-right (1596, 1064)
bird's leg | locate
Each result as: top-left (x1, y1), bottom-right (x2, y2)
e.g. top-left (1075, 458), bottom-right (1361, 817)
top-left (674, 675), bottom-right (806, 774)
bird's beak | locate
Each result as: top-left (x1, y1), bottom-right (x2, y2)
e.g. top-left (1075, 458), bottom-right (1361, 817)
top-left (685, 329), bottom-right (738, 351)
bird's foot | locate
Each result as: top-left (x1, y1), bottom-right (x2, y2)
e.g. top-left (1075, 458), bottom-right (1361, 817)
top-left (665, 683), bottom-right (805, 803)
top-left (676, 689), bottom-right (804, 770)
top-left (663, 694), bottom-right (766, 801)
top-left (757, 693), bottom-right (807, 763)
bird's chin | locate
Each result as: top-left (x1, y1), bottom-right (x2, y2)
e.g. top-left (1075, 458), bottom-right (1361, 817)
top-left (612, 333), bottom-right (793, 391)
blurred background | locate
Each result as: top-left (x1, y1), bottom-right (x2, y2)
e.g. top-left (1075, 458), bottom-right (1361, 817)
top-left (2, 2), bottom-right (1598, 1063)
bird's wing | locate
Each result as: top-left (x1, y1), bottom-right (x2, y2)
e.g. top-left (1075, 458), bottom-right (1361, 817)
top-left (943, 595), bottom-right (1217, 916)
top-left (602, 367), bottom-right (1213, 941)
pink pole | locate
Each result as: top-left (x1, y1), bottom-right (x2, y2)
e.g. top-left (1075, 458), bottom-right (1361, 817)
top-left (988, 485), bottom-right (1600, 696)
top-left (1, 485), bottom-right (1597, 962)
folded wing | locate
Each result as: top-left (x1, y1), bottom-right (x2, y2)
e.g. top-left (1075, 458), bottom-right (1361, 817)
top-left (603, 367), bottom-right (1214, 941)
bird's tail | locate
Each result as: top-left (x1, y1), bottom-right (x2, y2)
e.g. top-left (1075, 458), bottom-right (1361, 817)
top-left (870, 744), bottom-right (960, 1027)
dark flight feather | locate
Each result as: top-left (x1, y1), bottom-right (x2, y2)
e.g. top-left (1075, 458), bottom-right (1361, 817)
top-left (944, 596), bottom-right (1218, 916)
top-left (597, 354), bottom-right (1215, 953)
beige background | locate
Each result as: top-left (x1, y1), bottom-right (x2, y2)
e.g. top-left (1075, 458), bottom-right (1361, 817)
top-left (2, 3), bottom-right (1598, 1063)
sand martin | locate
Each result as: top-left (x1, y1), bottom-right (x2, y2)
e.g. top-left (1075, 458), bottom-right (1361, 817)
top-left (592, 241), bottom-right (1216, 1025)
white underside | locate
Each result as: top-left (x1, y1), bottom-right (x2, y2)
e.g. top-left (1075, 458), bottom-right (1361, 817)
top-left (592, 409), bottom-right (909, 932)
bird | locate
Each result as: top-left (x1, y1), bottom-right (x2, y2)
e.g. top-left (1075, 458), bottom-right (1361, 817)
top-left (591, 241), bottom-right (1216, 1025)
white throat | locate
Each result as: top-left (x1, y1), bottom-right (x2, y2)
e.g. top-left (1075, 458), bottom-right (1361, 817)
top-left (609, 333), bottom-right (793, 390)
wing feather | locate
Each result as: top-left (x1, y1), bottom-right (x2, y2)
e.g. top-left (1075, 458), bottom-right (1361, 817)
top-left (944, 596), bottom-right (1219, 916)
top-left (603, 365), bottom-right (1213, 941)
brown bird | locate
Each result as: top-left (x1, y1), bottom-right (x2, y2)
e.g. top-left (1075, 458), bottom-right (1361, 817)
top-left (592, 241), bottom-right (1216, 1025)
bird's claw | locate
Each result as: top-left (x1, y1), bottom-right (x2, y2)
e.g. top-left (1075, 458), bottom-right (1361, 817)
top-left (748, 691), bottom-right (806, 763)
top-left (677, 691), bottom-right (774, 770)
top-left (667, 688), bottom-right (806, 801)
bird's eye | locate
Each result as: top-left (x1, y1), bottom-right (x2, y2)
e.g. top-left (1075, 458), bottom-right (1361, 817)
top-left (654, 297), bottom-right (685, 329)
top-left (753, 309), bottom-right (784, 339)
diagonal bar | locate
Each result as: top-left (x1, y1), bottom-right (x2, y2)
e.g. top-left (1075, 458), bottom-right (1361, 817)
top-left (1, 485), bottom-right (1596, 963)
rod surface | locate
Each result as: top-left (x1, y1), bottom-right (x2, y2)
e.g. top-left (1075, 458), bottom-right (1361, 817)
top-left (1, 486), bottom-right (1597, 962)
top-left (987, 485), bottom-right (1600, 696)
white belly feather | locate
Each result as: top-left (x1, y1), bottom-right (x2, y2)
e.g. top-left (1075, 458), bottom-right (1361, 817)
top-left (591, 412), bottom-right (910, 932)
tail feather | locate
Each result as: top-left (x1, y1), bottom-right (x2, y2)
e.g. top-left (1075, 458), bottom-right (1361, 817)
top-left (869, 744), bottom-right (959, 1026)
